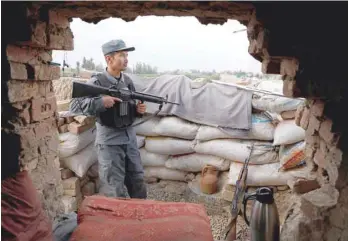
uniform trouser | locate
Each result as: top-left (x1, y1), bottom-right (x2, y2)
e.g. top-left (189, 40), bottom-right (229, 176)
top-left (96, 142), bottom-right (147, 199)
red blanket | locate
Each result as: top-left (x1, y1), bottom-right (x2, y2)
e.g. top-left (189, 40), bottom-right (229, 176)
top-left (1, 171), bottom-right (53, 241)
top-left (70, 195), bottom-right (214, 241)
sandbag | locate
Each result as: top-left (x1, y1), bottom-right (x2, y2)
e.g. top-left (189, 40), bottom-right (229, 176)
top-left (228, 162), bottom-right (292, 186)
top-left (144, 167), bottom-right (195, 182)
top-left (252, 93), bottom-right (304, 113)
top-left (193, 139), bottom-right (278, 164)
top-left (165, 153), bottom-right (230, 172)
top-left (195, 113), bottom-right (275, 141)
top-left (60, 143), bottom-right (98, 178)
top-left (153, 116), bottom-right (200, 140)
top-left (58, 128), bottom-right (96, 158)
top-left (145, 137), bottom-right (194, 155)
top-left (133, 116), bottom-right (161, 136)
top-left (70, 196), bottom-right (214, 241)
top-left (140, 148), bottom-right (168, 167)
top-left (279, 141), bottom-right (306, 171)
top-left (273, 120), bottom-right (305, 145)
top-left (136, 135), bottom-right (145, 148)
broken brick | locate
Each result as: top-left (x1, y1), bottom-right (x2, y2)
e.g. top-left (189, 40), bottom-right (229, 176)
top-left (57, 117), bottom-right (65, 127)
top-left (319, 119), bottom-right (339, 145)
top-left (61, 168), bottom-right (74, 180)
top-left (49, 10), bottom-right (70, 28)
top-left (300, 107), bottom-right (310, 130)
top-left (6, 45), bottom-right (52, 64)
top-left (81, 182), bottom-right (96, 196)
top-left (313, 149), bottom-right (329, 169)
top-left (311, 100), bottom-right (325, 117)
top-left (10, 62), bottom-right (27, 80)
top-left (34, 64), bottom-right (61, 81)
top-left (280, 58), bottom-right (299, 77)
top-left (47, 26), bottom-right (74, 50)
top-left (292, 179), bottom-right (320, 194)
top-left (68, 121), bottom-right (95, 135)
top-left (31, 96), bottom-right (57, 122)
top-left (58, 124), bottom-right (69, 133)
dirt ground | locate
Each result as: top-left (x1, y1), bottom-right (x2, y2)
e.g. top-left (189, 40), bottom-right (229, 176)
top-left (147, 180), bottom-right (293, 241)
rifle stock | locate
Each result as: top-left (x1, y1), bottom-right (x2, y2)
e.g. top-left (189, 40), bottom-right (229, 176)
top-left (223, 144), bottom-right (254, 241)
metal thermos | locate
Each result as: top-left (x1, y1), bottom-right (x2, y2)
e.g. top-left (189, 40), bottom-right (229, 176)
top-left (243, 187), bottom-right (280, 241)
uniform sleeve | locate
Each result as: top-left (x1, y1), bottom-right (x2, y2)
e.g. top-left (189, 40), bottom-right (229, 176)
top-left (69, 77), bottom-right (106, 116)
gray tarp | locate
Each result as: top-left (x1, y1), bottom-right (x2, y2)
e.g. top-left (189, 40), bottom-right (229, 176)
top-left (130, 74), bottom-right (253, 131)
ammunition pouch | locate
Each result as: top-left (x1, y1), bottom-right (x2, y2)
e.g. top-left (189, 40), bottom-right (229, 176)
top-left (97, 100), bottom-right (137, 129)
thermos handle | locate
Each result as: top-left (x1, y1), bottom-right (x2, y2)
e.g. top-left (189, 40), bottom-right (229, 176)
top-left (243, 190), bottom-right (257, 226)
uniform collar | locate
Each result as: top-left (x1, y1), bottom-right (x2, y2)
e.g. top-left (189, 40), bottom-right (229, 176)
top-left (104, 68), bottom-right (123, 85)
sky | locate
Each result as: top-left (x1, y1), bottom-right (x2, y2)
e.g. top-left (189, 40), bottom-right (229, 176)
top-left (52, 16), bottom-right (262, 73)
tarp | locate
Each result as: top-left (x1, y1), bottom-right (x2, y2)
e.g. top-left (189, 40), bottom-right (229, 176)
top-left (130, 74), bottom-right (252, 130)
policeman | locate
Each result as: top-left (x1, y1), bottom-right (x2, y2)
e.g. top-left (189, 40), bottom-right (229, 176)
top-left (70, 40), bottom-right (147, 199)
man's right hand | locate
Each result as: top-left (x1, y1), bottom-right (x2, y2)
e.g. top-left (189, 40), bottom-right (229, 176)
top-left (102, 96), bottom-right (122, 108)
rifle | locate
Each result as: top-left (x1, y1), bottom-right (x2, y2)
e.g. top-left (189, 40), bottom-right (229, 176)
top-left (71, 81), bottom-right (180, 106)
top-left (223, 144), bottom-right (254, 241)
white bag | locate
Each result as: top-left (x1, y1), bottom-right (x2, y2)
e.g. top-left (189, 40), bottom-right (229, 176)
top-left (144, 167), bottom-right (194, 182)
top-left (279, 141), bottom-right (306, 170)
top-left (136, 135), bottom-right (146, 148)
top-left (252, 93), bottom-right (304, 113)
top-left (273, 120), bottom-right (305, 145)
top-left (60, 142), bottom-right (98, 178)
top-left (145, 137), bottom-right (194, 155)
top-left (153, 116), bottom-right (200, 140)
top-left (133, 117), bottom-right (161, 136)
top-left (193, 139), bottom-right (278, 164)
top-left (195, 114), bottom-right (275, 141)
top-left (139, 148), bottom-right (168, 167)
top-left (228, 162), bottom-right (289, 186)
top-left (58, 128), bottom-right (96, 158)
top-left (165, 153), bottom-right (230, 172)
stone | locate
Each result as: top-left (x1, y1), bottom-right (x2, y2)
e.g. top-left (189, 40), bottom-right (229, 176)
top-left (319, 119), bottom-right (339, 145)
top-left (6, 45), bottom-right (52, 65)
top-left (280, 58), bottom-right (299, 78)
top-left (300, 107), bottom-right (310, 130)
top-left (61, 195), bottom-right (77, 213)
top-left (49, 10), bottom-right (70, 28)
top-left (57, 100), bottom-right (71, 112)
top-left (79, 176), bottom-right (90, 187)
top-left (329, 205), bottom-right (348, 229)
top-left (57, 117), bottom-right (65, 127)
top-left (313, 149), bottom-right (328, 168)
top-left (326, 227), bottom-right (342, 241)
top-left (7, 80), bottom-right (37, 103)
top-left (62, 177), bottom-right (80, 190)
top-left (9, 62), bottom-right (27, 80)
top-left (81, 181), bottom-right (96, 196)
top-left (34, 64), bottom-right (61, 81)
top-left (262, 58), bottom-right (280, 74)
top-left (58, 124), bottom-right (69, 133)
top-left (283, 76), bottom-right (300, 97)
top-left (311, 100), bottom-right (325, 118)
top-left (305, 132), bottom-right (319, 147)
top-left (295, 104), bottom-right (304, 126)
top-left (68, 121), bottom-right (95, 135)
top-left (308, 114), bottom-right (321, 133)
top-left (66, 116), bottom-right (75, 124)
top-left (302, 185), bottom-right (339, 210)
top-left (21, 158), bottom-right (39, 172)
top-left (87, 163), bottom-right (99, 179)
top-left (31, 96), bottom-right (57, 122)
top-left (19, 21), bottom-right (47, 47)
top-left (47, 26), bottom-right (74, 50)
top-left (292, 179), bottom-right (320, 194)
top-left (327, 146), bottom-right (343, 166)
top-left (61, 168), bottom-right (74, 180)
top-left (74, 115), bottom-right (95, 125)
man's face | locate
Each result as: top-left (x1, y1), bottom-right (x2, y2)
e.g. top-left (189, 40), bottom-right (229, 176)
top-left (106, 51), bottom-right (128, 71)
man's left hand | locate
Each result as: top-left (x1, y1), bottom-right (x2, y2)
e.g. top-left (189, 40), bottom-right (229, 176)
top-left (136, 102), bottom-right (146, 114)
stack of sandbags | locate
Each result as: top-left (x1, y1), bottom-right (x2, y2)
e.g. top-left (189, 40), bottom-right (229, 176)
top-left (57, 112), bottom-right (99, 212)
top-left (60, 163), bottom-right (99, 213)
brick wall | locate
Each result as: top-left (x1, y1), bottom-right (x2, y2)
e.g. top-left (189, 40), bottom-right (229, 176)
top-left (3, 5), bottom-right (74, 220)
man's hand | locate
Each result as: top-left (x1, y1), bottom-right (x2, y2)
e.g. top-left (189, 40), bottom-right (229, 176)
top-left (102, 96), bottom-right (122, 108)
top-left (136, 102), bottom-right (146, 114)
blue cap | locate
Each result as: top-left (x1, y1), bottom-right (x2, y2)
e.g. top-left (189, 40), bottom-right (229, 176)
top-left (101, 39), bottom-right (135, 55)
